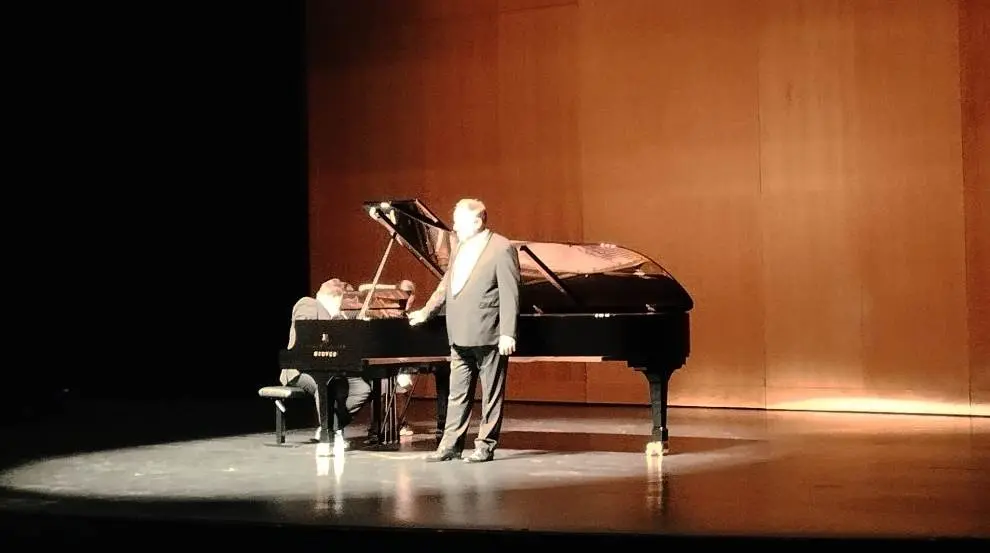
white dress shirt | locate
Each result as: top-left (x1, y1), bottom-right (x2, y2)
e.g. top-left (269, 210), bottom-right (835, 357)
top-left (450, 229), bottom-right (491, 295)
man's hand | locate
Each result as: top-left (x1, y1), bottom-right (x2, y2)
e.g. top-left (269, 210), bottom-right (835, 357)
top-left (408, 309), bottom-right (427, 326)
top-left (498, 335), bottom-right (516, 356)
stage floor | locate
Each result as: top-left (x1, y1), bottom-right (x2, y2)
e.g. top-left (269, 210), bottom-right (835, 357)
top-left (0, 396), bottom-right (987, 547)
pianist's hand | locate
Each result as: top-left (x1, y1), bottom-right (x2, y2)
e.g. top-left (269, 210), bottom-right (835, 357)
top-left (498, 335), bottom-right (516, 356)
top-left (408, 309), bottom-right (427, 326)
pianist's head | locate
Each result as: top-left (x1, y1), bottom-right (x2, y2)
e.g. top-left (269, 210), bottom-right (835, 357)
top-left (453, 198), bottom-right (488, 241)
top-left (315, 278), bottom-right (348, 316)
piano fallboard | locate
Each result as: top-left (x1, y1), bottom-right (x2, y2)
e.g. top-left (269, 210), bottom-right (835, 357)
top-left (280, 311), bottom-right (689, 373)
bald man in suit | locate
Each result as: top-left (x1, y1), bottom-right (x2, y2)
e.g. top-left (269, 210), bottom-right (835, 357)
top-left (409, 198), bottom-right (521, 463)
top-left (281, 278), bottom-right (373, 447)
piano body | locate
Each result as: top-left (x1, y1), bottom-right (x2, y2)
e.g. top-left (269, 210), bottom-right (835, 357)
top-left (279, 199), bottom-right (694, 456)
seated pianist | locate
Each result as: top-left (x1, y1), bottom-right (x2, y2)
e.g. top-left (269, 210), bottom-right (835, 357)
top-left (281, 278), bottom-right (374, 447)
top-left (281, 278), bottom-right (444, 448)
top-left (280, 278), bottom-right (420, 447)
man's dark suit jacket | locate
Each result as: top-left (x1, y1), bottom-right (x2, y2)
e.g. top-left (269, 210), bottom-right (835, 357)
top-left (422, 231), bottom-right (521, 347)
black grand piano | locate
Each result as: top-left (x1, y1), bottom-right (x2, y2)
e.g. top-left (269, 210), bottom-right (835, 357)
top-left (279, 199), bottom-right (694, 456)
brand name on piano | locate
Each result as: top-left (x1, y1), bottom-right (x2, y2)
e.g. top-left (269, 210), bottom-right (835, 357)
top-left (312, 350), bottom-right (339, 358)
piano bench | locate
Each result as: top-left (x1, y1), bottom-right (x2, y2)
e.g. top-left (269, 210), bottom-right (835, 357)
top-left (257, 385), bottom-right (309, 446)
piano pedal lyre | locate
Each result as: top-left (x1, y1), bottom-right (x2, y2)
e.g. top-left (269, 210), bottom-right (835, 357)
top-left (368, 375), bottom-right (402, 450)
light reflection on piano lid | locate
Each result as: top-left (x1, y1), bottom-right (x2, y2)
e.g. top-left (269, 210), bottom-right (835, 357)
top-left (364, 199), bottom-right (693, 315)
top-left (513, 241), bottom-right (664, 279)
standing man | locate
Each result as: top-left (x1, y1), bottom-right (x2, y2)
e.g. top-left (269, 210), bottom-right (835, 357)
top-left (408, 198), bottom-right (521, 463)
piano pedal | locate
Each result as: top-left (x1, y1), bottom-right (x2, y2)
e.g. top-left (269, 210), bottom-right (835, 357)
top-left (645, 441), bottom-right (669, 457)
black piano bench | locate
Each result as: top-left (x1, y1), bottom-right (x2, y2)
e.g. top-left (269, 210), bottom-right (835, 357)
top-left (257, 385), bottom-right (309, 446)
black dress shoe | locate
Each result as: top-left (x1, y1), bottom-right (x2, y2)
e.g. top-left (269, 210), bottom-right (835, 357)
top-left (463, 450), bottom-right (493, 463)
top-left (425, 450), bottom-right (461, 462)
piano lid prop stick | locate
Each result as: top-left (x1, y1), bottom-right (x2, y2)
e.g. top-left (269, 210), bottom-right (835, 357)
top-left (357, 231), bottom-right (397, 320)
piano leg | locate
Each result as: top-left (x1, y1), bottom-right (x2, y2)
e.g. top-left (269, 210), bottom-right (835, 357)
top-left (370, 377), bottom-right (381, 442)
top-left (640, 367), bottom-right (672, 456)
top-left (315, 375), bottom-right (332, 457)
top-left (382, 376), bottom-right (399, 445)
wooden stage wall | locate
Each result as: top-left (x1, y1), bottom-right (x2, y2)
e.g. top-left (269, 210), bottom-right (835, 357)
top-left (306, 0), bottom-right (989, 417)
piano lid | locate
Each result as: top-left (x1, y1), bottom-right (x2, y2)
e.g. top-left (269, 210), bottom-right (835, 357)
top-left (363, 199), bottom-right (693, 314)
top-left (364, 199), bottom-right (452, 280)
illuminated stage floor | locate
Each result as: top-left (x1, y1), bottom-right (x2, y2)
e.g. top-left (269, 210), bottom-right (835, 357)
top-left (0, 397), bottom-right (986, 547)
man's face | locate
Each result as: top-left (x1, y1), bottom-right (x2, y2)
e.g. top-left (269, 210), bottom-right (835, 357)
top-left (452, 206), bottom-right (481, 241)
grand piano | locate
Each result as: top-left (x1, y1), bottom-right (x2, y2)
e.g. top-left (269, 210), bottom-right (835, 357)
top-left (279, 199), bottom-right (694, 456)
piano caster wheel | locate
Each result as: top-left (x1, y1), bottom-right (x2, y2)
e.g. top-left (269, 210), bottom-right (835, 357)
top-left (645, 441), bottom-right (668, 457)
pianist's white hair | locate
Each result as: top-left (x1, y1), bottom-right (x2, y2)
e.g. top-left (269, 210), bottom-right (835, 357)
top-left (455, 198), bottom-right (487, 225)
top-left (317, 278), bottom-right (348, 298)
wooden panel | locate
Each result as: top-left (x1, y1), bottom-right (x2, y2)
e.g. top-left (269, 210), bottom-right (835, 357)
top-left (758, 1), bottom-right (864, 391)
top-left (584, 362), bottom-right (768, 409)
top-left (496, 4), bottom-right (582, 243)
top-left (307, 0), bottom-right (982, 416)
top-left (416, 13), bottom-right (501, 225)
top-left (766, 386), bottom-right (972, 416)
top-left (410, 366), bottom-right (586, 404)
top-left (308, 9), bottom-right (500, 291)
top-left (507, 361), bottom-right (586, 402)
top-left (972, 390), bottom-right (990, 417)
top-left (586, 362), bottom-right (647, 404)
top-left (313, 0), bottom-right (498, 22)
top-left (410, 374), bottom-right (439, 399)
top-left (408, 367), bottom-right (588, 406)
top-left (961, 0), bottom-right (990, 416)
top-left (499, 0), bottom-right (575, 12)
top-left (578, 0), bottom-right (764, 406)
top-left (498, 4), bottom-right (586, 402)
top-left (673, 384), bottom-right (767, 410)
top-left (854, 0), bottom-right (969, 401)
top-left (308, 13), bottom-right (435, 288)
